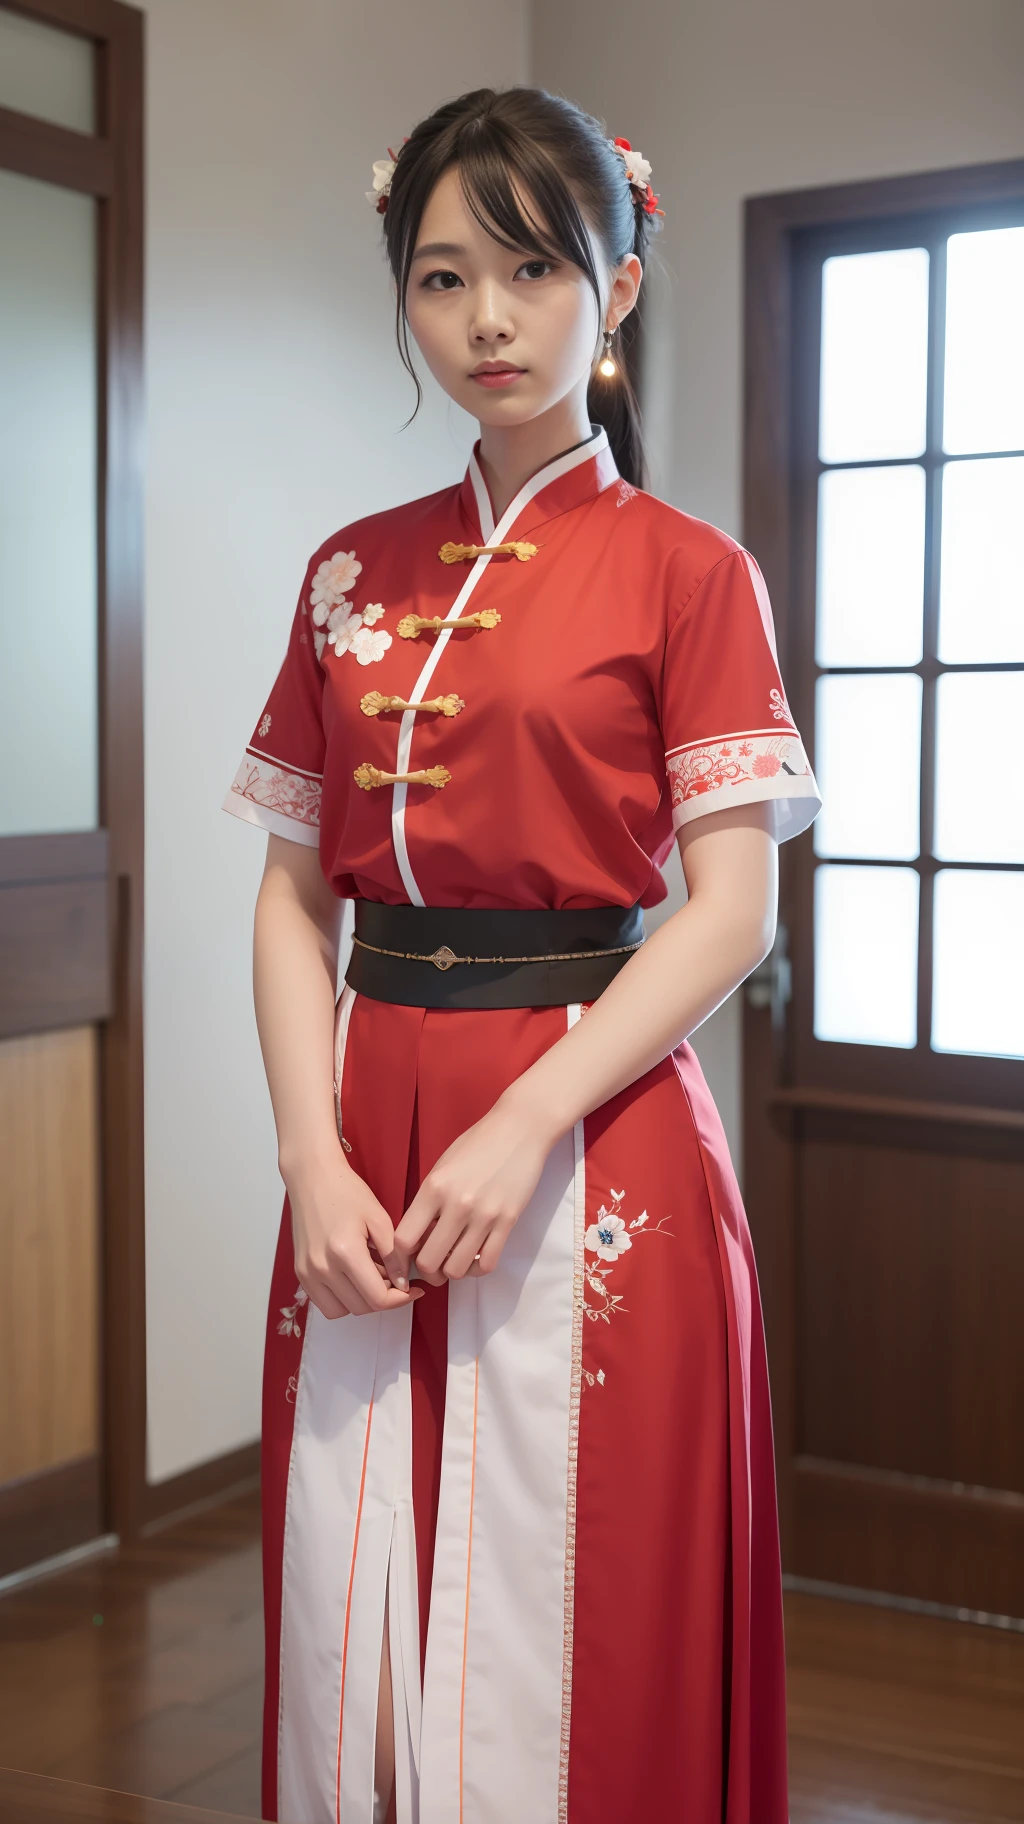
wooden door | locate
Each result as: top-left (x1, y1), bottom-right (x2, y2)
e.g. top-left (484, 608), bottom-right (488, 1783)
top-left (743, 160), bottom-right (1024, 1619)
top-left (0, 0), bottom-right (144, 1577)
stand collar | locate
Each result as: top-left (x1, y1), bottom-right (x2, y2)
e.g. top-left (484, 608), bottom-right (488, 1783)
top-left (459, 426), bottom-right (619, 545)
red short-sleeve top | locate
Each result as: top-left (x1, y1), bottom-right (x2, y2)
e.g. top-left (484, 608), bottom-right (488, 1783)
top-left (223, 429), bottom-right (819, 909)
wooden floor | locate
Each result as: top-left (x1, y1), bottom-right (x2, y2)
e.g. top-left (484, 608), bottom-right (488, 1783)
top-left (0, 1489), bottom-right (1022, 1821)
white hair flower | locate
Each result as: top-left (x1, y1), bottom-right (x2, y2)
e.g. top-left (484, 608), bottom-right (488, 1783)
top-left (621, 147), bottom-right (652, 189)
top-left (361, 602), bottom-right (385, 625)
top-left (367, 157), bottom-right (397, 212)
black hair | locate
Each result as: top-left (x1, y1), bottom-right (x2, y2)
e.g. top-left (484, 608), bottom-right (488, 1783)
top-left (379, 86), bottom-right (658, 490)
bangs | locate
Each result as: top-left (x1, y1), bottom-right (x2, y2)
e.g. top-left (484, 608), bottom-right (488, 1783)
top-left (452, 128), bottom-right (595, 278)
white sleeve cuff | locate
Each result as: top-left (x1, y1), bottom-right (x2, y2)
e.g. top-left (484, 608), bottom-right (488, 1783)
top-left (222, 753), bottom-right (322, 848)
top-left (666, 730), bottom-right (821, 845)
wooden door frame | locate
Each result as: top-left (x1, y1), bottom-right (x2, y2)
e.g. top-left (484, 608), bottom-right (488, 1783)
top-left (0, 0), bottom-right (146, 1550)
top-left (742, 155), bottom-right (1024, 1583)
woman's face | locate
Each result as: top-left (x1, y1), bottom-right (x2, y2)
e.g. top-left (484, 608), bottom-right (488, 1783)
top-left (404, 165), bottom-right (640, 428)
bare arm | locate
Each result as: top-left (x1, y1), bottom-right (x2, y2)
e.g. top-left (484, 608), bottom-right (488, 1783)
top-left (390, 803), bottom-right (776, 1284)
top-left (504, 801), bottom-right (777, 1135)
top-left (254, 835), bottom-right (420, 1318)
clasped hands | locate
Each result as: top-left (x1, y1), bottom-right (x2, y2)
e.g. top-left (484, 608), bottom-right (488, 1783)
top-left (289, 1094), bottom-right (553, 1321)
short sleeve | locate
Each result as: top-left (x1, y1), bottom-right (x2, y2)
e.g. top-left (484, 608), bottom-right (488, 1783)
top-left (222, 575), bottom-right (326, 847)
top-left (660, 547), bottom-right (820, 843)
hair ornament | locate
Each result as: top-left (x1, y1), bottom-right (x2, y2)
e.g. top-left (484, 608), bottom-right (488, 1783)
top-left (611, 137), bottom-right (664, 217)
top-left (367, 148), bottom-right (400, 214)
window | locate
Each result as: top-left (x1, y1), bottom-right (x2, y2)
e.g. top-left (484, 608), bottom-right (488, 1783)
top-left (787, 196), bottom-right (1024, 1106)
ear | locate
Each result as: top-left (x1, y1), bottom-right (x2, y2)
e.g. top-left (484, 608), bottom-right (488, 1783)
top-left (605, 253), bottom-right (643, 331)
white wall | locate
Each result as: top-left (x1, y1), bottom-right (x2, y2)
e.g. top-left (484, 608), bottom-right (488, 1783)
top-left (142, 0), bottom-right (528, 1482)
top-left (533, 0), bottom-right (1024, 1170)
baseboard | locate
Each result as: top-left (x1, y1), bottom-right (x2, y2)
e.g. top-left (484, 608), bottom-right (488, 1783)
top-left (0, 1454), bottom-right (103, 1580)
top-left (141, 1439), bottom-right (260, 1534)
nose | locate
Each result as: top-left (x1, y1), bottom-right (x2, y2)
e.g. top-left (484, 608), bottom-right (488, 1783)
top-left (469, 279), bottom-right (514, 347)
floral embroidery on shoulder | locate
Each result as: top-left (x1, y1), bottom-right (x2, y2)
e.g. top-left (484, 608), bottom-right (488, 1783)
top-left (307, 549), bottom-right (392, 666)
top-left (311, 550), bottom-right (362, 613)
top-left (581, 1188), bottom-right (673, 1389)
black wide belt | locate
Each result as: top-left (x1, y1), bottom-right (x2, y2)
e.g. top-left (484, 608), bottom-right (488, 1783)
top-left (345, 900), bottom-right (645, 1009)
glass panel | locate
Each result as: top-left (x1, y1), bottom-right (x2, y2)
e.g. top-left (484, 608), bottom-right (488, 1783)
top-left (0, 169), bottom-right (98, 835)
top-left (816, 464), bottom-right (925, 668)
top-left (813, 674), bottom-right (922, 860)
top-left (814, 864), bottom-right (919, 1048)
top-left (943, 226), bottom-right (1024, 455)
top-left (0, 7), bottom-right (94, 133)
top-left (819, 248), bottom-right (929, 464)
top-left (932, 869), bottom-right (1024, 1059)
top-left (934, 673), bottom-right (1024, 864)
top-left (938, 456), bottom-right (1024, 663)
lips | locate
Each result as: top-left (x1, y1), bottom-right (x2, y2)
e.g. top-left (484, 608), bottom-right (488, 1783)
top-left (470, 364), bottom-right (525, 389)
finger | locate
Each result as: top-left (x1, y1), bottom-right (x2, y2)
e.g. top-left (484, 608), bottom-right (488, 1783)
top-left (302, 1278), bottom-right (349, 1320)
top-left (466, 1219), bottom-right (514, 1277)
top-left (330, 1271), bottom-right (372, 1316)
top-left (332, 1268), bottom-right (424, 1316)
top-left (413, 1261), bottom-right (448, 1288)
top-left (391, 1183), bottom-right (444, 1272)
top-left (363, 1203), bottom-right (401, 1273)
top-left (414, 1209), bottom-right (473, 1278)
top-left (442, 1221), bottom-right (492, 1281)
top-left (328, 1238), bottom-right (420, 1313)
top-left (384, 1214), bottom-right (439, 1289)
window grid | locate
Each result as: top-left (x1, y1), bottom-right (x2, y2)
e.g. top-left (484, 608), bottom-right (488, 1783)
top-left (810, 222), bottom-right (1024, 1058)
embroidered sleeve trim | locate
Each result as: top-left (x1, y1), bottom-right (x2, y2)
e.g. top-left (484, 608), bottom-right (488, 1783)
top-left (244, 743), bottom-right (323, 781)
top-left (222, 753), bottom-right (322, 846)
top-left (666, 730), bottom-right (821, 843)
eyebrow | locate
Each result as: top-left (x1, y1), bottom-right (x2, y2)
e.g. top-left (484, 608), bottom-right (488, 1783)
top-left (411, 241), bottom-right (467, 260)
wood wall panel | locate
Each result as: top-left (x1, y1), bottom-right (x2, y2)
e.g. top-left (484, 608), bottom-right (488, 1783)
top-left (0, 1027), bottom-right (100, 1484)
top-left (794, 1456), bottom-right (1024, 1616)
top-left (797, 1137), bottom-right (1024, 1494)
top-left (0, 832), bottom-right (112, 1040)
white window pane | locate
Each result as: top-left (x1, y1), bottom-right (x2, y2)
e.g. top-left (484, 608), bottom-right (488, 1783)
top-left (816, 465), bottom-right (925, 667)
top-left (0, 170), bottom-right (98, 836)
top-left (932, 870), bottom-right (1024, 1059)
top-left (938, 456), bottom-right (1024, 663)
top-left (0, 9), bottom-right (94, 133)
top-left (819, 249), bottom-right (929, 464)
top-left (934, 673), bottom-right (1024, 865)
top-left (943, 227), bottom-right (1024, 455)
top-left (814, 674), bottom-right (921, 860)
top-left (815, 864), bottom-right (919, 1047)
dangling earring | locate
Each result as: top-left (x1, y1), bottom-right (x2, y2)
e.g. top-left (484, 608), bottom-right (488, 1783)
top-left (598, 327), bottom-right (617, 378)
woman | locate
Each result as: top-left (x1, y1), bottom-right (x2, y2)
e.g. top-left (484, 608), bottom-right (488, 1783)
top-left (224, 86), bottom-right (820, 1824)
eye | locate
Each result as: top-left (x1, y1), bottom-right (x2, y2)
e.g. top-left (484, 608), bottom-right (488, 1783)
top-left (516, 258), bottom-right (557, 281)
top-left (422, 269), bottom-right (463, 291)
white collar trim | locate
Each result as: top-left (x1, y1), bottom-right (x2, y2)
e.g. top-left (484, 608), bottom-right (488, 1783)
top-left (468, 427), bottom-right (611, 545)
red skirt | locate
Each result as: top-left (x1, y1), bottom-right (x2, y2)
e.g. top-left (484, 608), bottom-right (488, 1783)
top-left (261, 990), bottom-right (788, 1823)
